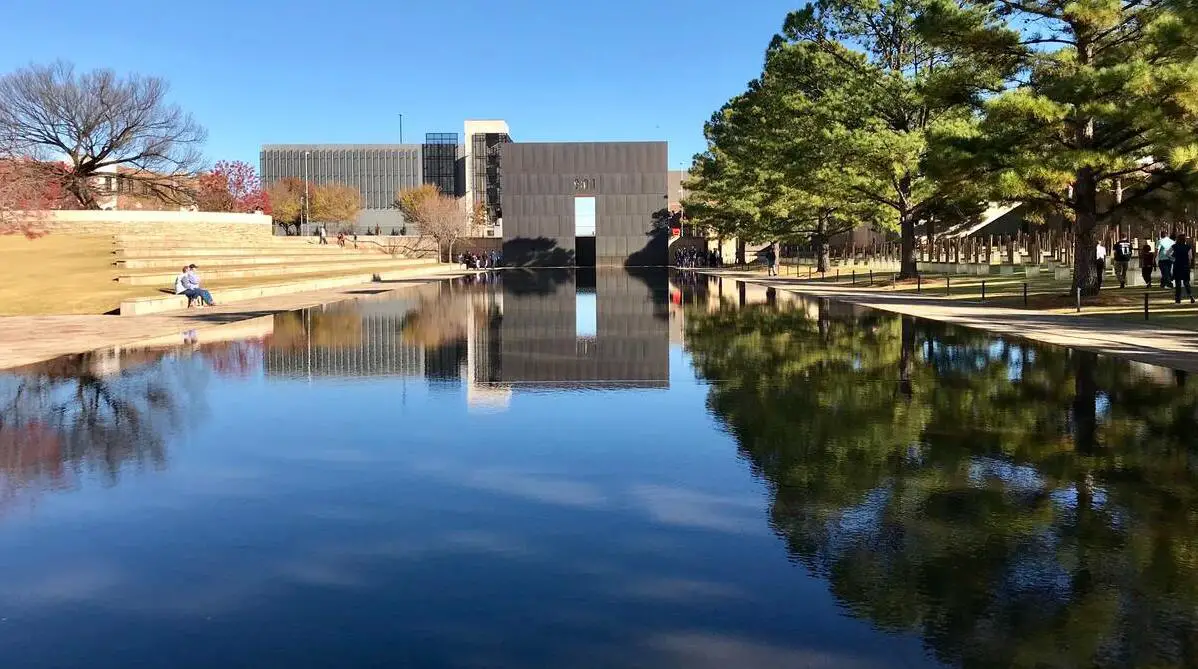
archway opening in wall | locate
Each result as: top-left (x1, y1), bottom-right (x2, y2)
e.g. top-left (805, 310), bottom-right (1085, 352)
top-left (574, 195), bottom-right (596, 267)
top-left (575, 238), bottom-right (596, 266)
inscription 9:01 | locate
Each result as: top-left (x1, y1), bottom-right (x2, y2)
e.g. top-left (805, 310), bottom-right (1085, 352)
top-left (572, 177), bottom-right (596, 191)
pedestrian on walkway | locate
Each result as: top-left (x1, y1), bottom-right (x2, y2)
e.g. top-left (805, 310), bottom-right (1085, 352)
top-left (1095, 240), bottom-right (1107, 288)
top-left (1113, 236), bottom-right (1132, 288)
top-left (1157, 230), bottom-right (1175, 288)
top-left (1140, 243), bottom-right (1156, 287)
top-left (1174, 234), bottom-right (1194, 304)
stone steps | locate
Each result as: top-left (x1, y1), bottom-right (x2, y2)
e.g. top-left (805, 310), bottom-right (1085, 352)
top-left (116, 251), bottom-right (394, 269)
top-left (117, 257), bottom-right (438, 286)
top-left (113, 246), bottom-right (383, 259)
top-left (119, 262), bottom-right (459, 316)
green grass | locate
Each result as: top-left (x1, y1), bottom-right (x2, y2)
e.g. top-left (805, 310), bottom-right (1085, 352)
top-left (735, 264), bottom-right (1198, 330)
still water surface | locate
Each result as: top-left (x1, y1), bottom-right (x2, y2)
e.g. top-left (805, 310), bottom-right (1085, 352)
top-left (1, 269), bottom-right (1196, 668)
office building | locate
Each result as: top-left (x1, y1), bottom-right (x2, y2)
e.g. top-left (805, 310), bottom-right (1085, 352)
top-left (260, 144), bottom-right (424, 232)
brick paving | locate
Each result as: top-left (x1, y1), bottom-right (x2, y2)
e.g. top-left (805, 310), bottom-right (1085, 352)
top-left (0, 275), bottom-right (463, 371)
top-left (705, 270), bottom-right (1198, 373)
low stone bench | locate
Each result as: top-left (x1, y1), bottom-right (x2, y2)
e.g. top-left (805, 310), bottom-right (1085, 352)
top-left (119, 263), bottom-right (453, 316)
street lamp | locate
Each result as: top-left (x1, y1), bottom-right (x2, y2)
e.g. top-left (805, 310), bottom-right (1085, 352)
top-left (303, 150), bottom-right (311, 233)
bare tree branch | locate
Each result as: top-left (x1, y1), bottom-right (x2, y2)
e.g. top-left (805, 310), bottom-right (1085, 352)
top-left (0, 61), bottom-right (206, 209)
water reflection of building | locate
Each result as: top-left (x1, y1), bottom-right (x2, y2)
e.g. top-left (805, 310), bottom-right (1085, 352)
top-left (260, 271), bottom-right (669, 395)
top-left (489, 269), bottom-right (670, 389)
top-left (264, 311), bottom-right (425, 379)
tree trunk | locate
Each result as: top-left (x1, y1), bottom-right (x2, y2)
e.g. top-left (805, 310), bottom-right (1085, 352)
top-left (1072, 350), bottom-right (1099, 454)
top-left (816, 238), bottom-right (830, 273)
top-left (814, 217), bottom-right (830, 273)
top-left (899, 211), bottom-right (918, 278)
top-left (898, 315), bottom-right (915, 400)
top-left (67, 175), bottom-right (99, 209)
top-left (1073, 168), bottom-right (1101, 296)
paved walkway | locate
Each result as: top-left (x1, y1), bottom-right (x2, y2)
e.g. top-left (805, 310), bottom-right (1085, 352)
top-left (705, 270), bottom-right (1198, 372)
top-left (0, 273), bottom-right (468, 371)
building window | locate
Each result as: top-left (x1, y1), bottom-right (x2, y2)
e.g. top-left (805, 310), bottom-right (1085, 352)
top-left (574, 196), bottom-right (596, 237)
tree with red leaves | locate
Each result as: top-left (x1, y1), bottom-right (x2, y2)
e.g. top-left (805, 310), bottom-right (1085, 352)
top-left (195, 160), bottom-right (270, 213)
top-left (0, 158), bottom-right (69, 237)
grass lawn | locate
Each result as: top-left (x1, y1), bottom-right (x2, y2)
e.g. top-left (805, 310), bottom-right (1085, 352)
top-left (0, 234), bottom-right (144, 315)
top-left (736, 264), bottom-right (1198, 331)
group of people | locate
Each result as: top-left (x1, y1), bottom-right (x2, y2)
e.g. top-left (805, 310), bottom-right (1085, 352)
top-left (173, 264), bottom-right (215, 308)
top-left (1098, 231), bottom-right (1195, 304)
top-left (460, 251), bottom-right (501, 269)
top-left (316, 225), bottom-right (402, 247)
top-left (673, 248), bottom-right (723, 269)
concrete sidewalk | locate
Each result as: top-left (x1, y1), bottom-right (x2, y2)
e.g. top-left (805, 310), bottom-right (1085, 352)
top-left (704, 270), bottom-right (1198, 372)
top-left (0, 271), bottom-right (471, 371)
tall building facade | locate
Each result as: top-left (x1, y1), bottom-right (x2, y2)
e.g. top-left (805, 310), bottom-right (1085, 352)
top-left (463, 120), bottom-right (512, 230)
top-left (500, 142), bottom-right (669, 267)
top-left (260, 144), bottom-right (423, 232)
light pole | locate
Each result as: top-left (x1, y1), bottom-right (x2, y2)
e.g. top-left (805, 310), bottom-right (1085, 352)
top-left (397, 113), bottom-right (404, 235)
top-left (303, 150), bottom-right (310, 233)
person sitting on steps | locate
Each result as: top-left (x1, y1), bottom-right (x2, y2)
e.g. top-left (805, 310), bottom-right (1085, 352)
top-left (174, 266), bottom-right (197, 307)
top-left (183, 264), bottom-right (216, 307)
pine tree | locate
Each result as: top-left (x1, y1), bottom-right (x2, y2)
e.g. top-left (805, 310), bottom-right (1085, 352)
top-left (924, 0), bottom-right (1198, 295)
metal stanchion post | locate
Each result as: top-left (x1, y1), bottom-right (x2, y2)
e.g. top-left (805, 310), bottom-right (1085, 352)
top-left (1145, 292), bottom-right (1150, 320)
top-left (946, 275), bottom-right (951, 296)
top-left (917, 274), bottom-right (921, 293)
top-left (869, 270), bottom-right (873, 286)
top-left (852, 270), bottom-right (856, 285)
top-left (1023, 282), bottom-right (1028, 307)
top-left (1076, 286), bottom-right (1081, 313)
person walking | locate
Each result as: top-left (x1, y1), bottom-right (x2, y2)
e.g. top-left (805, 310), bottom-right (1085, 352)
top-left (1094, 240), bottom-right (1108, 288)
top-left (1112, 235), bottom-right (1132, 288)
top-left (1174, 234), bottom-right (1194, 304)
top-left (1139, 243), bottom-right (1156, 288)
top-left (1157, 230), bottom-right (1175, 288)
top-left (317, 224), bottom-right (328, 245)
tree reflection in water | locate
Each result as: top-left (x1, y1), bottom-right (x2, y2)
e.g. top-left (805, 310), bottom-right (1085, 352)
top-left (684, 290), bottom-right (1198, 669)
top-left (0, 349), bottom-right (207, 511)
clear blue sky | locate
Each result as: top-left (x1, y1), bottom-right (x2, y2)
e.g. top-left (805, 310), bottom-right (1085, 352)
top-left (1, 0), bottom-right (798, 170)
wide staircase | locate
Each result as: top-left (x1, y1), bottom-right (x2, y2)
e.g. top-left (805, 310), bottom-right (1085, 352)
top-left (114, 233), bottom-right (447, 315)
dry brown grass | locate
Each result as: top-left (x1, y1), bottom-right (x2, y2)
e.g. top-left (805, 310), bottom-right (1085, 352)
top-left (0, 234), bottom-right (140, 315)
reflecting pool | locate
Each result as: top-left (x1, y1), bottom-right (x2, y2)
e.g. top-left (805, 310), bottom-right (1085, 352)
top-left (1, 269), bottom-right (1196, 668)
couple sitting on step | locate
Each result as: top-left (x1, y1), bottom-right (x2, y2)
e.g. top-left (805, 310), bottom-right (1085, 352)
top-left (173, 264), bottom-right (216, 308)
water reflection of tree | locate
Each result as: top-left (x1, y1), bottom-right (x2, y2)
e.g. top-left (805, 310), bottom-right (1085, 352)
top-left (270, 309), bottom-right (365, 350)
top-left (685, 299), bottom-right (1198, 668)
top-left (0, 351), bottom-right (203, 510)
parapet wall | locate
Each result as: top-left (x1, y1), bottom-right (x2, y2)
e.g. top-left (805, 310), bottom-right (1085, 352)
top-left (31, 210), bottom-right (274, 239)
